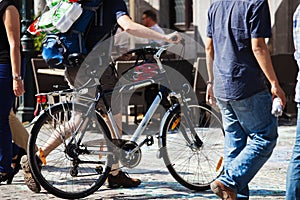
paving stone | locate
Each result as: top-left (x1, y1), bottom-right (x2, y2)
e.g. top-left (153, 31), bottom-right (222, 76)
top-left (0, 123), bottom-right (295, 199)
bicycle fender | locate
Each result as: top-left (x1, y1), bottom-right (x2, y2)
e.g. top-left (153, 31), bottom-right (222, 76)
top-left (30, 102), bottom-right (89, 126)
top-left (28, 104), bottom-right (55, 126)
top-left (157, 103), bottom-right (180, 159)
top-left (24, 115), bottom-right (42, 128)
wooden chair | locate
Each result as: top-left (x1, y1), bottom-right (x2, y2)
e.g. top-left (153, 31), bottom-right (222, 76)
top-left (31, 58), bottom-right (68, 115)
top-left (31, 58), bottom-right (67, 94)
top-left (193, 57), bottom-right (208, 104)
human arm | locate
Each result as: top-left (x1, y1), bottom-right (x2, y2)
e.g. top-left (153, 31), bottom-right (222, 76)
top-left (251, 37), bottom-right (286, 107)
top-left (3, 5), bottom-right (24, 97)
top-left (117, 15), bottom-right (181, 43)
top-left (205, 37), bottom-right (216, 105)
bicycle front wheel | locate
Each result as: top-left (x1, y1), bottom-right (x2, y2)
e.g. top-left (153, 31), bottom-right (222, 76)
top-left (28, 103), bottom-right (113, 199)
top-left (161, 104), bottom-right (224, 191)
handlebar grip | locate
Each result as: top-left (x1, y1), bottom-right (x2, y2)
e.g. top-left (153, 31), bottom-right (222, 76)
top-left (171, 35), bottom-right (178, 41)
top-left (171, 35), bottom-right (185, 45)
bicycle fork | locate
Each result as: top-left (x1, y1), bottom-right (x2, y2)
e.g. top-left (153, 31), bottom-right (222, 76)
top-left (156, 94), bottom-right (204, 158)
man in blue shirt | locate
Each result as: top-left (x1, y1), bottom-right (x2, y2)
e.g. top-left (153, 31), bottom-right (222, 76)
top-left (206, 0), bottom-right (286, 199)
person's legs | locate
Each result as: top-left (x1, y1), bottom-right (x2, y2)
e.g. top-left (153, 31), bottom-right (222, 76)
top-left (0, 77), bottom-right (15, 175)
top-left (218, 102), bottom-right (247, 166)
top-left (216, 90), bottom-right (277, 199)
top-left (40, 112), bottom-right (82, 158)
top-left (0, 72), bottom-right (20, 183)
top-left (99, 65), bottom-right (141, 188)
top-left (38, 61), bottom-right (140, 188)
top-left (216, 98), bottom-right (247, 199)
top-left (36, 64), bottom-right (98, 158)
top-left (286, 103), bottom-right (300, 200)
top-left (8, 99), bottom-right (41, 192)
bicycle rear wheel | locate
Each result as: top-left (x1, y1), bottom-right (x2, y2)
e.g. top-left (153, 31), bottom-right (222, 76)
top-left (161, 104), bottom-right (224, 191)
top-left (28, 103), bottom-right (113, 199)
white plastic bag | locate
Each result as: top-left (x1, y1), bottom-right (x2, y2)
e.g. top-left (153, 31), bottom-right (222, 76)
top-left (46, 0), bottom-right (62, 8)
top-left (37, 1), bottom-right (82, 34)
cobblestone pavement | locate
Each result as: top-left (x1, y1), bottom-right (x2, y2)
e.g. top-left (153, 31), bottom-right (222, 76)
top-left (0, 121), bottom-right (296, 200)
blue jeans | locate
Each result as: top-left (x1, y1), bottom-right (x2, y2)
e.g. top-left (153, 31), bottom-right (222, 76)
top-left (286, 103), bottom-right (300, 200)
top-left (0, 64), bottom-right (17, 173)
top-left (216, 90), bottom-right (278, 199)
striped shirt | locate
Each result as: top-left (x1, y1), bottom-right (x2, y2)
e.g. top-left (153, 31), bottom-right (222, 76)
top-left (293, 4), bottom-right (300, 102)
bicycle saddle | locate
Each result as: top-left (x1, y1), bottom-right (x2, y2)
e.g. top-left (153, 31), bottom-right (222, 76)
top-left (67, 53), bottom-right (85, 68)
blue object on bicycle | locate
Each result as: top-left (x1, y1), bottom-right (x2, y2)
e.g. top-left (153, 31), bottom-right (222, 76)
top-left (41, 0), bottom-right (104, 68)
top-left (42, 35), bottom-right (65, 69)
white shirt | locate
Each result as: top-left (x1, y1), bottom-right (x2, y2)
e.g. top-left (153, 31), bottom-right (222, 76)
top-left (149, 24), bottom-right (165, 45)
top-left (293, 4), bottom-right (300, 102)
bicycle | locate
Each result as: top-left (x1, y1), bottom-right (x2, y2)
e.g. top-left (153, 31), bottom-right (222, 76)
top-left (27, 41), bottom-right (225, 199)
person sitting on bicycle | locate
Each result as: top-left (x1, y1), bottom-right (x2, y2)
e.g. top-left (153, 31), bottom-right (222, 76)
top-left (30, 0), bottom-right (182, 189)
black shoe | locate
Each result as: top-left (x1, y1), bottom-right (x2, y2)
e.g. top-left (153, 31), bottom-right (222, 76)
top-left (0, 172), bottom-right (15, 184)
top-left (107, 171), bottom-right (141, 188)
top-left (7, 160), bottom-right (20, 184)
top-left (5, 148), bottom-right (27, 184)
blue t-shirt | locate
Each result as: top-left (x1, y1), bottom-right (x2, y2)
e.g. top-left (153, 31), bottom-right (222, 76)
top-left (85, 0), bottom-right (128, 53)
top-left (206, 0), bottom-right (271, 100)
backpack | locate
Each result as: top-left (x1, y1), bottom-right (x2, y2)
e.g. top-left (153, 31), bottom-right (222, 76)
top-left (28, 0), bottom-right (104, 69)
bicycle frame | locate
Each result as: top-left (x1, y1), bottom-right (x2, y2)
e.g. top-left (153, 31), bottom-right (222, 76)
top-left (35, 42), bottom-right (202, 160)
top-left (28, 40), bottom-right (226, 198)
top-left (102, 44), bottom-right (177, 142)
top-left (99, 43), bottom-right (203, 156)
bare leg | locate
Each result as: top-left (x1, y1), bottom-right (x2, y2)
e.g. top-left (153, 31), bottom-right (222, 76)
top-left (40, 112), bottom-right (122, 160)
top-left (41, 113), bottom-right (82, 157)
top-left (109, 113), bottom-right (122, 176)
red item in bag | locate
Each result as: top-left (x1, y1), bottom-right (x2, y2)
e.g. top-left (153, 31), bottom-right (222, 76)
top-left (27, 18), bottom-right (41, 36)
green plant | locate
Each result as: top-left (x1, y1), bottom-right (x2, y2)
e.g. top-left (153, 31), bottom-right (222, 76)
top-left (33, 33), bottom-right (45, 53)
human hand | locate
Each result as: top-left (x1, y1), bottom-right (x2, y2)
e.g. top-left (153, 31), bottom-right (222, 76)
top-left (165, 32), bottom-right (182, 44)
top-left (271, 84), bottom-right (286, 109)
top-left (206, 83), bottom-right (216, 106)
top-left (13, 79), bottom-right (25, 96)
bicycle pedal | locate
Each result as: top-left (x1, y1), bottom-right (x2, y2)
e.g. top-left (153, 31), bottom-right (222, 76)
top-left (145, 135), bottom-right (154, 146)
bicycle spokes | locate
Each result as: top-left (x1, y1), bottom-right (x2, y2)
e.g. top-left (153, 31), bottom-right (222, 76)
top-left (161, 105), bottom-right (224, 191)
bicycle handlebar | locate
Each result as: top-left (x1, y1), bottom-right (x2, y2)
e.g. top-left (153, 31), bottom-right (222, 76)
top-left (153, 41), bottom-right (183, 72)
top-left (37, 39), bottom-right (184, 97)
top-left (126, 38), bottom-right (185, 56)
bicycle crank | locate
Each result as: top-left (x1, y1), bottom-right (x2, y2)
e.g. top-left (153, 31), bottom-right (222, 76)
top-left (119, 141), bottom-right (142, 168)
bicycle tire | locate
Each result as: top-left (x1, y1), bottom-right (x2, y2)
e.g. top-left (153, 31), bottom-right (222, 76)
top-left (161, 104), bottom-right (224, 191)
top-left (28, 102), bottom-right (113, 199)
